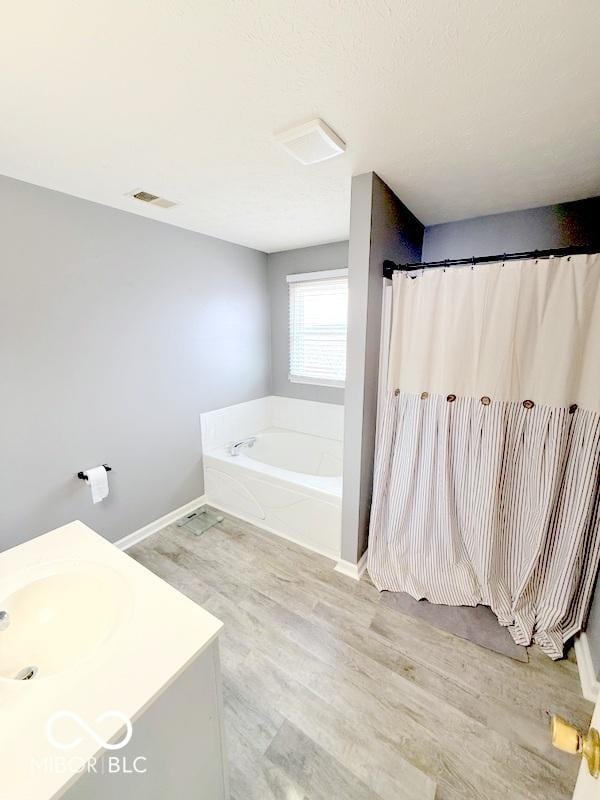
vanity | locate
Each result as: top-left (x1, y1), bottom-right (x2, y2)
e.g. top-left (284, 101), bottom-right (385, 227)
top-left (0, 521), bottom-right (228, 800)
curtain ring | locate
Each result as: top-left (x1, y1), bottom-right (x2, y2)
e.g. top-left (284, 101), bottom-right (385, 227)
top-left (444, 259), bottom-right (448, 274)
top-left (471, 256), bottom-right (475, 271)
top-left (502, 253), bottom-right (506, 268)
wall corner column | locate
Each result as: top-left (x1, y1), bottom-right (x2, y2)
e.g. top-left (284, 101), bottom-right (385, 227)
top-left (340, 172), bottom-right (424, 567)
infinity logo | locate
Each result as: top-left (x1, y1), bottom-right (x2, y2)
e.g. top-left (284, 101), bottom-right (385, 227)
top-left (46, 710), bottom-right (133, 751)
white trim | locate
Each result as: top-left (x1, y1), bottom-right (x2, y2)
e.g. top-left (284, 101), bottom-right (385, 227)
top-left (288, 373), bottom-right (345, 388)
top-left (286, 268), bottom-right (347, 283)
top-left (115, 494), bottom-right (207, 551)
top-left (574, 632), bottom-right (600, 702)
top-left (334, 549), bottom-right (369, 581)
top-left (204, 498), bottom-right (340, 562)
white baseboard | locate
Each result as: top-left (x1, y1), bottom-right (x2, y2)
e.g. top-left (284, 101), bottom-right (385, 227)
top-left (115, 495), bottom-right (207, 551)
top-left (204, 497), bottom-right (340, 563)
top-left (575, 632), bottom-right (600, 703)
top-left (334, 548), bottom-right (369, 581)
top-left (115, 492), bottom-right (341, 565)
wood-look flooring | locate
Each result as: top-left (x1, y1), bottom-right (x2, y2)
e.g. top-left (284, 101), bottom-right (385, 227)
top-left (128, 509), bottom-right (593, 800)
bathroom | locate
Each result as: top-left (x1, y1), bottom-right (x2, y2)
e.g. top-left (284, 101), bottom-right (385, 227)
top-left (2, 3), bottom-right (600, 800)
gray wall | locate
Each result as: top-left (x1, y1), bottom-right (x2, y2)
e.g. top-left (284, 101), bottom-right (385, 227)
top-left (0, 175), bottom-right (270, 550)
top-left (586, 584), bottom-right (600, 678)
top-left (423, 196), bottom-right (600, 261)
top-left (420, 194), bottom-right (600, 674)
top-left (341, 173), bottom-right (423, 563)
top-left (267, 241), bottom-right (348, 405)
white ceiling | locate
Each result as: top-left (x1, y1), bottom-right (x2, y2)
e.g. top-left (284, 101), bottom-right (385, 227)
top-left (1, 1), bottom-right (599, 253)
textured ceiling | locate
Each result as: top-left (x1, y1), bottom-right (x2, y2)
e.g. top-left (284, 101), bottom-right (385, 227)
top-left (1, 1), bottom-right (599, 252)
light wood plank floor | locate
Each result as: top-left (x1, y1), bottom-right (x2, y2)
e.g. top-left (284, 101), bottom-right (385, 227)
top-left (128, 509), bottom-right (593, 800)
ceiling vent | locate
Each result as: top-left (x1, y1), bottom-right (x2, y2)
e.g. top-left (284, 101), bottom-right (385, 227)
top-left (126, 189), bottom-right (177, 208)
top-left (275, 119), bottom-right (345, 165)
top-left (133, 190), bottom-right (158, 203)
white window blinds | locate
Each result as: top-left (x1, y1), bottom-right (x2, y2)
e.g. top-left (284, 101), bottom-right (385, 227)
top-left (287, 269), bottom-right (348, 387)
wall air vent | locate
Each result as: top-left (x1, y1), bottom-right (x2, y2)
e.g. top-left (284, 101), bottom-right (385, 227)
top-left (126, 189), bottom-right (177, 208)
top-left (275, 119), bottom-right (346, 165)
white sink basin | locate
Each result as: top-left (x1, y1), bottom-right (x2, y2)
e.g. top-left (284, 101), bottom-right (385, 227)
top-left (0, 562), bottom-right (131, 680)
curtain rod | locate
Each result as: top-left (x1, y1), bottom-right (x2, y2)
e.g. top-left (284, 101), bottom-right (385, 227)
top-left (382, 245), bottom-right (594, 279)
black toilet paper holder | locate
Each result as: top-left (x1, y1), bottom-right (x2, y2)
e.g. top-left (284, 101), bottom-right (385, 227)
top-left (77, 465), bottom-right (112, 481)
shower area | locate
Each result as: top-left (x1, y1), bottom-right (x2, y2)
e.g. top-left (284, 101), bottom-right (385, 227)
top-left (369, 249), bottom-right (600, 659)
top-left (335, 173), bottom-right (600, 673)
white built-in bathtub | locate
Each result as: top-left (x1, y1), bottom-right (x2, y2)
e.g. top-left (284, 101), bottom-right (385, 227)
top-left (200, 397), bottom-right (343, 559)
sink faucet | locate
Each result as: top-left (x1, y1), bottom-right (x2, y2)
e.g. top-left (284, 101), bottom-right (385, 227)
top-left (0, 611), bottom-right (9, 631)
top-left (228, 436), bottom-right (257, 456)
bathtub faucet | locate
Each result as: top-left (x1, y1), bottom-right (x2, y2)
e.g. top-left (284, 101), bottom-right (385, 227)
top-left (0, 611), bottom-right (10, 631)
top-left (228, 436), bottom-right (257, 456)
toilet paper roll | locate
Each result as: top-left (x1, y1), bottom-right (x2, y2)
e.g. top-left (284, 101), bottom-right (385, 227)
top-left (84, 466), bottom-right (109, 504)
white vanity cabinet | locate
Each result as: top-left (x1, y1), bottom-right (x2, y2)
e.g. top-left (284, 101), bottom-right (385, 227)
top-left (63, 641), bottom-right (228, 800)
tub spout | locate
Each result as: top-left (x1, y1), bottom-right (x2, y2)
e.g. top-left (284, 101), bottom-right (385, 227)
top-left (228, 436), bottom-right (257, 456)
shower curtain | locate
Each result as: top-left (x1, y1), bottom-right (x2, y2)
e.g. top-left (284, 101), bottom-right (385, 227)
top-left (368, 253), bottom-right (600, 658)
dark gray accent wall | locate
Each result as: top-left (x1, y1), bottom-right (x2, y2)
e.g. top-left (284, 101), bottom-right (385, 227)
top-left (341, 172), bottom-right (423, 564)
top-left (423, 197), bottom-right (600, 262)
top-left (267, 241), bottom-right (348, 405)
top-left (0, 175), bottom-right (270, 551)
top-left (420, 194), bottom-right (600, 678)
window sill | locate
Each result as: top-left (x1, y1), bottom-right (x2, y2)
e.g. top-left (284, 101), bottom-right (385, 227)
top-left (289, 374), bottom-right (345, 389)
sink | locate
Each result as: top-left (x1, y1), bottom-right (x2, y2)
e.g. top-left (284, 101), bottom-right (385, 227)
top-left (0, 562), bottom-right (131, 681)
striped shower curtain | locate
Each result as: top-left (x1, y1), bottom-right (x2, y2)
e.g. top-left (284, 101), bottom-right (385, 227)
top-left (367, 253), bottom-right (600, 658)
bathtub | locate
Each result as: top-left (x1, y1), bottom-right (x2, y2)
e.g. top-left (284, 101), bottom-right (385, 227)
top-left (200, 397), bottom-right (343, 559)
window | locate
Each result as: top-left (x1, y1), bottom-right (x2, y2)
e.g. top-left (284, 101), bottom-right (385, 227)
top-left (287, 268), bottom-right (348, 387)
